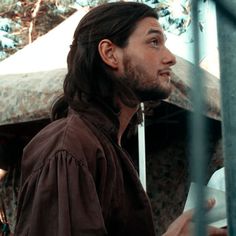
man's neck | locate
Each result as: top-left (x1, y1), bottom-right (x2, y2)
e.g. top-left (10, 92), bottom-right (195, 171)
top-left (116, 99), bottom-right (138, 146)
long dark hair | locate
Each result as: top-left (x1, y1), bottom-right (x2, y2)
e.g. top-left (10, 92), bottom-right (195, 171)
top-left (52, 2), bottom-right (158, 120)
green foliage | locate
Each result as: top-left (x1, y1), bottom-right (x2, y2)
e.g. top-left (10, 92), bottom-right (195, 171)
top-left (0, 0), bottom-right (207, 61)
top-left (0, 0), bottom-right (18, 12)
top-left (0, 17), bottom-right (21, 60)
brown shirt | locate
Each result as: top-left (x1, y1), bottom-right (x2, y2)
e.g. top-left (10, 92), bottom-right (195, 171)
top-left (15, 106), bottom-right (155, 236)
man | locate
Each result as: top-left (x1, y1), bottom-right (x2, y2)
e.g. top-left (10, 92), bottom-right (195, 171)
top-left (15, 2), bottom-right (227, 236)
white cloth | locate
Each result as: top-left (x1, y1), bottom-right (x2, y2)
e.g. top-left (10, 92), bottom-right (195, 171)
top-left (208, 167), bottom-right (225, 191)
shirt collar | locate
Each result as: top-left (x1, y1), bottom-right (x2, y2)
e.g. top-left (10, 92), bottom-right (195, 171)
top-left (68, 104), bottom-right (120, 143)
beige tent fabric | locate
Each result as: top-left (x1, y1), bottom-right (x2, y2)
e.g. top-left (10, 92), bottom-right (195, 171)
top-left (167, 55), bottom-right (221, 121)
top-left (0, 69), bottom-right (65, 126)
top-left (0, 6), bottom-right (221, 126)
top-left (0, 7), bottom-right (88, 75)
top-left (0, 57), bottom-right (221, 126)
top-left (0, 7), bottom-right (87, 126)
top-left (200, 48), bottom-right (220, 79)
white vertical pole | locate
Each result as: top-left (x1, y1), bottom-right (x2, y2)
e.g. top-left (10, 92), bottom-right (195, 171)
top-left (138, 102), bottom-right (146, 191)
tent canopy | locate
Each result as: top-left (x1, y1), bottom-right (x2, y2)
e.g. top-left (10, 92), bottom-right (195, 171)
top-left (0, 7), bottom-right (221, 127)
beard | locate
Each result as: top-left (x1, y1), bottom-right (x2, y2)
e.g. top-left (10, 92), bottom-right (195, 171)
top-left (121, 55), bottom-right (172, 103)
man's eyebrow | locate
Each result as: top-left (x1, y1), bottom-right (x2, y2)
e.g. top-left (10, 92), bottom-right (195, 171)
top-left (146, 29), bottom-right (167, 40)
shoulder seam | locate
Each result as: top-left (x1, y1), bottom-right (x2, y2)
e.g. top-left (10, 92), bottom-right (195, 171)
top-left (32, 149), bottom-right (87, 173)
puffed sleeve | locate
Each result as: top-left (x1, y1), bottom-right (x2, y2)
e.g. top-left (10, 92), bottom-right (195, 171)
top-left (15, 150), bottom-right (107, 236)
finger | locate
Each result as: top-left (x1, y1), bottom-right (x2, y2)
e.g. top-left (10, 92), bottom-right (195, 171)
top-left (163, 209), bottom-right (194, 235)
top-left (208, 226), bottom-right (227, 236)
top-left (173, 208), bottom-right (194, 226)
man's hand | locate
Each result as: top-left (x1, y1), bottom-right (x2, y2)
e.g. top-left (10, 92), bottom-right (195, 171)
top-left (162, 199), bottom-right (227, 236)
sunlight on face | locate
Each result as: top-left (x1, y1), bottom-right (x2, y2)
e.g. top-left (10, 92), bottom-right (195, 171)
top-left (120, 17), bottom-right (176, 102)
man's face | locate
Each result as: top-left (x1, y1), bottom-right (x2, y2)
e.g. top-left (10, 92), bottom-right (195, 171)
top-left (118, 17), bottom-right (176, 102)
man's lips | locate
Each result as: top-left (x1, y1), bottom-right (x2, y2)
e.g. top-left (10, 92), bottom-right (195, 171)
top-left (158, 69), bottom-right (172, 76)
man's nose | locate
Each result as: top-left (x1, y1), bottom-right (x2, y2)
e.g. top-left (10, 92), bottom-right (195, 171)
top-left (162, 47), bottom-right (176, 66)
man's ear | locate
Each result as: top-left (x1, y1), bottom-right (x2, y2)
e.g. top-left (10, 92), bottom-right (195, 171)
top-left (98, 39), bottom-right (120, 69)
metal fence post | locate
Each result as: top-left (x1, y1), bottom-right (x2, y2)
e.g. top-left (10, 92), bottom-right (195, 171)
top-left (190, 1), bottom-right (208, 235)
top-left (215, 0), bottom-right (236, 234)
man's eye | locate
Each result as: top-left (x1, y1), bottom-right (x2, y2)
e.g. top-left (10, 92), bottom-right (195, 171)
top-left (150, 39), bottom-right (160, 47)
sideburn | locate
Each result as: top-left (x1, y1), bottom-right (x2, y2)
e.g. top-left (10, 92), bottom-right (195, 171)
top-left (103, 64), bottom-right (140, 109)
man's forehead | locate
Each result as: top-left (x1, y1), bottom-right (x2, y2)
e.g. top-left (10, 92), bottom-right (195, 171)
top-left (133, 17), bottom-right (164, 36)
